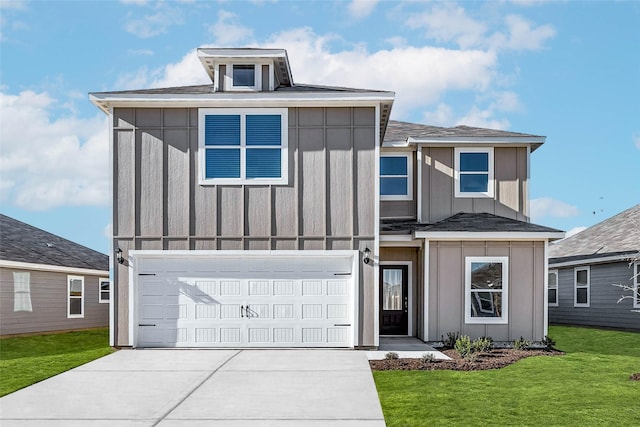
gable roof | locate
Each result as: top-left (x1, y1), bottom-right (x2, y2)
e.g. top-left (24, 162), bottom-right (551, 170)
top-left (384, 120), bottom-right (546, 151)
top-left (549, 204), bottom-right (640, 263)
top-left (0, 215), bottom-right (108, 272)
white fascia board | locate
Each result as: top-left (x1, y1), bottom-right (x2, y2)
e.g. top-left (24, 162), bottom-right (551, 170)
top-left (0, 260), bottom-right (108, 277)
top-left (549, 253), bottom-right (639, 268)
top-left (382, 139), bottom-right (411, 148)
top-left (407, 136), bottom-right (546, 144)
top-left (197, 48), bottom-right (288, 58)
top-left (129, 249), bottom-right (358, 259)
top-left (413, 231), bottom-right (566, 241)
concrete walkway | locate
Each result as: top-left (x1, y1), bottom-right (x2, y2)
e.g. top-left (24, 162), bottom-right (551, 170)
top-left (0, 349), bottom-right (385, 426)
top-left (366, 336), bottom-right (450, 360)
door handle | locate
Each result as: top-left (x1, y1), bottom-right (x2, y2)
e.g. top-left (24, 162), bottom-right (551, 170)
top-left (138, 323), bottom-right (156, 327)
top-left (240, 305), bottom-right (245, 318)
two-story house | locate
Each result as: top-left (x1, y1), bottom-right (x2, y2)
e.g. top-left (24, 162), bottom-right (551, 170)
top-left (90, 48), bottom-right (563, 349)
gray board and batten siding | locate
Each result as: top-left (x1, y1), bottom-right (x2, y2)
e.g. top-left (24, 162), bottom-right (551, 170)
top-left (112, 106), bottom-right (377, 346)
top-left (380, 146), bottom-right (529, 222)
top-left (0, 269), bottom-right (108, 336)
top-left (549, 261), bottom-right (640, 331)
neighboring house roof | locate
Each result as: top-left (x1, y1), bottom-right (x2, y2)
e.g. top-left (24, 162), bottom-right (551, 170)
top-left (382, 212), bottom-right (563, 240)
top-left (0, 214), bottom-right (109, 272)
top-left (549, 204), bottom-right (640, 265)
top-left (383, 120), bottom-right (546, 151)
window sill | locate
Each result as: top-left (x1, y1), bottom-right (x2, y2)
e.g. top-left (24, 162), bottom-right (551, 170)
top-left (464, 318), bottom-right (508, 325)
top-left (199, 177), bottom-right (288, 186)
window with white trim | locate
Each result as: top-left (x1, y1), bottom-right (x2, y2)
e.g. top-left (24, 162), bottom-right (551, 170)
top-left (99, 278), bottom-right (110, 304)
top-left (574, 266), bottom-right (590, 307)
top-left (67, 275), bottom-right (84, 318)
top-left (548, 270), bottom-right (558, 307)
top-left (465, 257), bottom-right (508, 324)
top-left (199, 108), bottom-right (288, 185)
top-left (634, 262), bottom-right (639, 309)
top-left (232, 64), bottom-right (256, 87)
top-left (380, 153), bottom-right (413, 200)
top-left (13, 271), bottom-right (32, 312)
top-left (454, 147), bottom-right (494, 198)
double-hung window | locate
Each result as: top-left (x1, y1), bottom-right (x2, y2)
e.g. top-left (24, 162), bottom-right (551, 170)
top-left (574, 266), bottom-right (590, 307)
top-left (454, 147), bottom-right (494, 198)
top-left (380, 153), bottom-right (412, 200)
top-left (465, 256), bottom-right (509, 324)
top-left (548, 270), bottom-right (558, 306)
top-left (199, 108), bottom-right (288, 185)
top-left (13, 271), bottom-right (32, 312)
top-left (99, 278), bottom-right (110, 304)
top-left (67, 275), bottom-right (84, 318)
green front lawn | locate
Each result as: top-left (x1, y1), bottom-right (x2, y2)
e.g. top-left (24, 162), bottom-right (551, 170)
top-left (374, 326), bottom-right (640, 426)
top-left (0, 328), bottom-right (114, 397)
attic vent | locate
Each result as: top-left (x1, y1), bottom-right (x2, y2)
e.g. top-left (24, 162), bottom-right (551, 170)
top-left (46, 243), bottom-right (54, 247)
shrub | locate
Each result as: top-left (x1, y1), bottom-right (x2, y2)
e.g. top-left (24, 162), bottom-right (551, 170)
top-left (472, 336), bottom-right (493, 353)
top-left (455, 335), bottom-right (476, 361)
top-left (514, 337), bottom-right (532, 350)
top-left (385, 351), bottom-right (399, 360)
top-left (541, 335), bottom-right (556, 350)
top-left (421, 353), bottom-right (436, 363)
top-left (441, 331), bottom-right (460, 349)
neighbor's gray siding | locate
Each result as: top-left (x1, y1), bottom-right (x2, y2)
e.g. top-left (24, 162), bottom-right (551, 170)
top-left (427, 240), bottom-right (545, 341)
top-left (549, 261), bottom-right (639, 330)
top-left (418, 147), bottom-right (529, 223)
top-left (111, 107), bottom-right (377, 346)
top-left (0, 267), bottom-right (109, 336)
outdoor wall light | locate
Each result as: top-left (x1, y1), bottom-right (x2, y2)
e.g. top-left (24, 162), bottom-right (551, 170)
top-left (116, 248), bottom-right (125, 265)
top-left (363, 247), bottom-right (372, 265)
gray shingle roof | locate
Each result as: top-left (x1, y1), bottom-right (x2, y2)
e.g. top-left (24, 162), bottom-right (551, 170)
top-left (384, 120), bottom-right (544, 142)
top-left (381, 212), bottom-right (562, 234)
top-left (0, 215), bottom-right (109, 271)
top-left (549, 204), bottom-right (640, 261)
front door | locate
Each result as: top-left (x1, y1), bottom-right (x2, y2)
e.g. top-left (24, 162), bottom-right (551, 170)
top-left (379, 265), bottom-right (408, 335)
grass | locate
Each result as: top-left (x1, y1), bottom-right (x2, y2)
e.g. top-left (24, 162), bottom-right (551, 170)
top-left (0, 328), bottom-right (114, 397)
top-left (373, 326), bottom-right (640, 426)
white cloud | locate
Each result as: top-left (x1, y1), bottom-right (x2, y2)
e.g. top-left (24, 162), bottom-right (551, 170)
top-left (423, 103), bottom-right (454, 127)
top-left (127, 48), bottom-right (154, 56)
top-left (489, 15), bottom-right (556, 51)
top-left (0, 90), bottom-right (109, 210)
top-left (0, 0), bottom-right (27, 10)
top-left (633, 132), bottom-right (640, 150)
top-left (124, 4), bottom-right (184, 38)
top-left (456, 105), bottom-right (510, 130)
top-left (531, 197), bottom-right (580, 221)
top-left (565, 226), bottom-right (587, 238)
top-left (348, 0), bottom-right (379, 19)
top-left (209, 10), bottom-right (254, 45)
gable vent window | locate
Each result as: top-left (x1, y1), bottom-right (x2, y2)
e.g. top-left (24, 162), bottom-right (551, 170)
top-left (454, 147), bottom-right (494, 198)
top-left (199, 108), bottom-right (288, 185)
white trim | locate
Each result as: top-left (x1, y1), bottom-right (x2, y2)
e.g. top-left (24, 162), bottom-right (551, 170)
top-left (414, 231), bottom-right (565, 240)
top-left (407, 136), bottom-right (546, 144)
top-left (198, 48), bottom-right (288, 58)
top-left (526, 145), bottom-right (531, 218)
top-left (380, 238), bottom-right (423, 247)
top-left (464, 256), bottom-right (509, 325)
top-left (423, 240), bottom-right (429, 341)
top-left (99, 278), bottom-right (110, 304)
top-left (227, 63), bottom-right (260, 92)
top-left (380, 261), bottom-right (413, 337)
top-left (373, 103), bottom-right (381, 347)
top-left (198, 108), bottom-right (289, 186)
top-left (547, 269), bottom-right (559, 307)
top-left (416, 146), bottom-right (422, 222)
top-left (573, 266), bottom-right (590, 307)
top-left (543, 241), bottom-right (550, 338)
top-left (380, 152), bottom-right (413, 201)
top-left (633, 262), bottom-right (640, 309)
top-left (108, 106), bottom-right (115, 346)
top-left (454, 147), bottom-right (494, 198)
top-left (0, 260), bottom-right (107, 277)
top-left (67, 275), bottom-right (85, 319)
top-left (549, 253), bottom-right (638, 268)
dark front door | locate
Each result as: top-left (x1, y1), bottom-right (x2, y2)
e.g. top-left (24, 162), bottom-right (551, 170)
top-left (379, 265), bottom-right (408, 335)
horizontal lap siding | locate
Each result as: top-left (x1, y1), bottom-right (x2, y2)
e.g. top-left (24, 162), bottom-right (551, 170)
top-left (112, 107), bottom-right (377, 346)
top-left (0, 268), bottom-right (109, 336)
top-left (549, 262), bottom-right (639, 330)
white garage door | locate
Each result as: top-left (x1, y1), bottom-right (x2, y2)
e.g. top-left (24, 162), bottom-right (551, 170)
top-left (133, 252), bottom-right (357, 348)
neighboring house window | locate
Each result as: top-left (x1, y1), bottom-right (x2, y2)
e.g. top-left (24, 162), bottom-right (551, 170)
top-left (199, 108), bottom-right (288, 185)
top-left (574, 266), bottom-right (590, 307)
top-left (99, 278), bottom-right (110, 304)
top-left (380, 153), bottom-right (413, 200)
top-left (454, 147), bottom-right (494, 198)
top-left (68, 275), bottom-right (84, 318)
top-left (548, 270), bottom-right (559, 307)
top-left (13, 271), bottom-right (32, 312)
top-left (465, 257), bottom-right (509, 324)
top-left (232, 64), bottom-right (256, 87)
top-left (634, 262), bottom-right (640, 309)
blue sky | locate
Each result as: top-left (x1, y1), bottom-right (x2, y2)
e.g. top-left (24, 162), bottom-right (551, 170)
top-left (1, 0), bottom-right (639, 254)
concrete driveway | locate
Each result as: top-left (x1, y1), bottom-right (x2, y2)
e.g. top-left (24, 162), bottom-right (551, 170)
top-left (0, 349), bottom-right (385, 426)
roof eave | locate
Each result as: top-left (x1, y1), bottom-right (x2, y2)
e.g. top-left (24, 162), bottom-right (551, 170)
top-left (413, 231), bottom-right (566, 241)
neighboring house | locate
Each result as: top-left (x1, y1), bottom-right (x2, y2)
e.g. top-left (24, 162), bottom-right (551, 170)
top-left (90, 47), bottom-right (563, 349)
top-left (0, 215), bottom-right (110, 336)
top-left (548, 204), bottom-right (640, 331)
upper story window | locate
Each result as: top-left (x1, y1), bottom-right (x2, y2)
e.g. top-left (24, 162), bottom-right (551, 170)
top-left (380, 153), bottom-right (412, 201)
top-left (574, 266), bottom-right (590, 307)
top-left (548, 270), bottom-right (558, 306)
top-left (465, 256), bottom-right (509, 324)
top-left (232, 65), bottom-right (256, 87)
top-left (199, 108), bottom-right (288, 185)
top-left (454, 147), bottom-right (494, 198)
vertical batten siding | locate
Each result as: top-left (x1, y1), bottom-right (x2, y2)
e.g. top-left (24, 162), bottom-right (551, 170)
top-left (111, 106), bottom-right (377, 346)
top-left (427, 240), bottom-right (545, 341)
top-left (549, 261), bottom-right (639, 330)
top-left (419, 147), bottom-right (529, 223)
top-left (0, 268), bottom-right (109, 336)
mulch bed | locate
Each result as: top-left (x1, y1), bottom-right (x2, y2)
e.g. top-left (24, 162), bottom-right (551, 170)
top-left (370, 348), bottom-right (564, 371)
